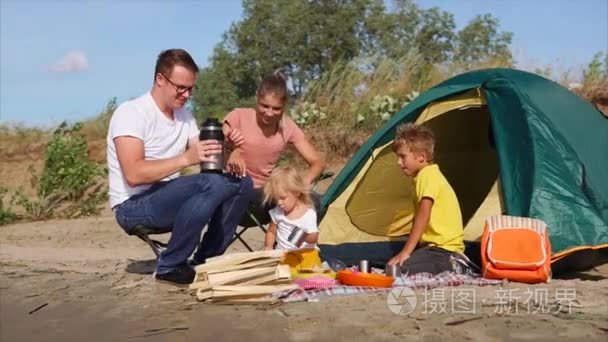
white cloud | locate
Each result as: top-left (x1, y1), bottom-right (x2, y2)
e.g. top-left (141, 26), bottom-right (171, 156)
top-left (49, 50), bottom-right (89, 73)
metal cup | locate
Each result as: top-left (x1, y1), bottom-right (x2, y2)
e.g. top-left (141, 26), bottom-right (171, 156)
top-left (359, 260), bottom-right (370, 273)
top-left (287, 226), bottom-right (307, 247)
top-left (385, 264), bottom-right (402, 277)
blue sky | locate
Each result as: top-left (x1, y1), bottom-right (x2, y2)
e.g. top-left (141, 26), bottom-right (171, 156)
top-left (1, 0), bottom-right (606, 126)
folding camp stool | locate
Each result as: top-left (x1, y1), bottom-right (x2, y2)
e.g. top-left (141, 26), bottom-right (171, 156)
top-left (128, 225), bottom-right (171, 258)
top-left (231, 210), bottom-right (269, 252)
top-left (230, 171), bottom-right (335, 252)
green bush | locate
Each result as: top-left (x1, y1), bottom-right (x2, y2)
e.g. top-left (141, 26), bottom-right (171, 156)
top-left (289, 102), bottom-right (328, 126)
top-left (9, 122), bottom-right (107, 221)
top-left (39, 122), bottom-right (101, 198)
top-left (0, 186), bottom-right (17, 225)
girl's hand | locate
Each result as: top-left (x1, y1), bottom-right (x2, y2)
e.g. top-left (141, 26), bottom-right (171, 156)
top-left (387, 251), bottom-right (410, 266)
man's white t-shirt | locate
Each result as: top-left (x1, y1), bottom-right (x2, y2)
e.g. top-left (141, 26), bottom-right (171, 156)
top-left (269, 207), bottom-right (318, 250)
top-left (106, 92), bottom-right (199, 208)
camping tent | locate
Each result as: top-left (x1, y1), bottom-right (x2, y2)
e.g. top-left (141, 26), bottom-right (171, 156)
top-left (318, 68), bottom-right (608, 273)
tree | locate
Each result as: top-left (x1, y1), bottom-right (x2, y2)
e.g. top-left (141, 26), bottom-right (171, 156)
top-left (366, 0), bottom-right (456, 63)
top-left (194, 0), bottom-right (378, 119)
top-left (191, 46), bottom-right (244, 119)
top-left (192, 0), bottom-right (514, 118)
top-left (453, 14), bottom-right (513, 65)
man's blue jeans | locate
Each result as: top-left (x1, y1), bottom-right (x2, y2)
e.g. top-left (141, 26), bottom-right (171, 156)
top-left (114, 173), bottom-right (253, 274)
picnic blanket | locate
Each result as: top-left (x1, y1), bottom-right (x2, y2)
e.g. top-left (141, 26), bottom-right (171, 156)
top-left (281, 271), bottom-right (502, 303)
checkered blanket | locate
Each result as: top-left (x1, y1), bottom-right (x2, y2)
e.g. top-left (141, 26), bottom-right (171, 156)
top-left (281, 271), bottom-right (502, 303)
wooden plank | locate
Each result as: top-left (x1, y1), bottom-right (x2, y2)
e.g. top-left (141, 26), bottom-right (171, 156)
top-left (206, 250), bottom-right (285, 263)
top-left (190, 266), bottom-right (279, 290)
top-left (210, 284), bottom-right (298, 298)
top-left (212, 296), bottom-right (281, 305)
top-left (197, 259), bottom-right (281, 275)
top-left (209, 267), bottom-right (276, 285)
top-left (190, 279), bottom-right (212, 291)
top-left (276, 265), bottom-right (291, 279)
top-left (192, 272), bottom-right (209, 284)
top-left (225, 265), bottom-right (292, 286)
top-left (241, 275), bottom-right (293, 285)
top-left (240, 274), bottom-right (278, 285)
top-left (194, 256), bottom-right (284, 273)
top-left (196, 284), bottom-right (298, 302)
top-left (196, 288), bottom-right (214, 301)
top-left (200, 251), bottom-right (284, 269)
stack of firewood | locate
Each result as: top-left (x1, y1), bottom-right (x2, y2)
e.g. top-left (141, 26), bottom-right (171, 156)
top-left (190, 250), bottom-right (298, 304)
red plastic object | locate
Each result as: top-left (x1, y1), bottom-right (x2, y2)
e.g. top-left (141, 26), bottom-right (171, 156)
top-left (337, 270), bottom-right (394, 288)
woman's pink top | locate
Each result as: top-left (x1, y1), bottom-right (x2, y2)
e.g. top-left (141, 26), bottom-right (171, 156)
top-left (224, 108), bottom-right (305, 188)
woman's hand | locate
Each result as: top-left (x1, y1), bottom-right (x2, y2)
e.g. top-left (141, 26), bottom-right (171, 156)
top-left (225, 149), bottom-right (247, 177)
top-left (225, 126), bottom-right (245, 147)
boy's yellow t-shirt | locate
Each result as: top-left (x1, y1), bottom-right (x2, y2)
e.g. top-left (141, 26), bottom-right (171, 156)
top-left (412, 164), bottom-right (464, 253)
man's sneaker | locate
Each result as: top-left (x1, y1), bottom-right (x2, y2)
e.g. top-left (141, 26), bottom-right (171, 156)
top-left (154, 264), bottom-right (195, 286)
top-left (187, 258), bottom-right (205, 268)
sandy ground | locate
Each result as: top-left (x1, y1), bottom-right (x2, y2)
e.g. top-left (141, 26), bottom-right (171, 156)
top-left (1, 213), bottom-right (607, 341)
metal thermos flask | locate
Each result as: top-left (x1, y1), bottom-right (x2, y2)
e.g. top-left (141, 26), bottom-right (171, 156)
top-left (199, 117), bottom-right (224, 173)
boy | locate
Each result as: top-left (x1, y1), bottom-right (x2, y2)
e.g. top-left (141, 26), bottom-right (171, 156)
top-left (387, 123), bottom-right (465, 275)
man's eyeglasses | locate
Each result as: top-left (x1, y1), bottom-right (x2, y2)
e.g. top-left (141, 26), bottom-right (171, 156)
top-left (161, 74), bottom-right (197, 95)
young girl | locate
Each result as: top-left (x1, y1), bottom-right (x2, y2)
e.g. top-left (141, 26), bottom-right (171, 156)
top-left (262, 166), bottom-right (319, 250)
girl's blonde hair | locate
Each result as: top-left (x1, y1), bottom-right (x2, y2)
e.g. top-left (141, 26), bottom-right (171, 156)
top-left (263, 166), bottom-right (313, 207)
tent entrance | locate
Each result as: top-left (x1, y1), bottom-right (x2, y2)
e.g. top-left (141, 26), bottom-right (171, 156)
top-left (423, 105), bottom-right (502, 240)
top-left (344, 90), bottom-right (503, 241)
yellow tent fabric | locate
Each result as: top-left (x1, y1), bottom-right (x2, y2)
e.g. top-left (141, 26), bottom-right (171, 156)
top-left (319, 89), bottom-right (503, 245)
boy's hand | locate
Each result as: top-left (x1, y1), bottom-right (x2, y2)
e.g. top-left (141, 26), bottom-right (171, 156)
top-left (263, 245), bottom-right (274, 250)
top-left (387, 251), bottom-right (410, 266)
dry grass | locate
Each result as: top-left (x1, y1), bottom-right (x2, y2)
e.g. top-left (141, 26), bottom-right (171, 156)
top-left (297, 54), bottom-right (513, 160)
top-left (302, 52), bottom-right (423, 127)
top-left (0, 125), bottom-right (49, 162)
top-left (577, 79), bottom-right (608, 117)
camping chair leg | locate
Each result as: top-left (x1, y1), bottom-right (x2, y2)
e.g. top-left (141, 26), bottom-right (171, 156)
top-left (237, 236), bottom-right (254, 252)
top-left (231, 211), bottom-right (268, 252)
top-left (248, 211), bottom-right (268, 235)
top-left (135, 234), bottom-right (167, 258)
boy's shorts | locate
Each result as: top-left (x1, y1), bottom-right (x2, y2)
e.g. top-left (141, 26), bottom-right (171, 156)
top-left (400, 246), bottom-right (475, 276)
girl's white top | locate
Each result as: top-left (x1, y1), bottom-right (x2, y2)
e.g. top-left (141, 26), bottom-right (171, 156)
top-left (269, 207), bottom-right (318, 250)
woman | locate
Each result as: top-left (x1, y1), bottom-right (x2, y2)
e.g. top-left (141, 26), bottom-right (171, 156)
top-left (223, 72), bottom-right (326, 223)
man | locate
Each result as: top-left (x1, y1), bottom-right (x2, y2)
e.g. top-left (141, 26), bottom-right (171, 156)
top-left (107, 49), bottom-right (253, 286)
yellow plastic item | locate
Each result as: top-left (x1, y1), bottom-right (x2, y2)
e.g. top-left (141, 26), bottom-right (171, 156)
top-left (283, 248), bottom-right (322, 272)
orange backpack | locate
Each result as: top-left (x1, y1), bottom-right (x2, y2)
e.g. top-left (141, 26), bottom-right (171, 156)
top-left (481, 215), bottom-right (552, 283)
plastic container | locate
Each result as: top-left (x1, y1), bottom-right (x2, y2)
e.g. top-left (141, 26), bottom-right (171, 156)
top-left (336, 270), bottom-right (394, 288)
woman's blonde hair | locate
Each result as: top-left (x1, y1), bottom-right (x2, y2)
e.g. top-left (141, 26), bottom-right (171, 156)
top-left (263, 166), bottom-right (313, 207)
top-left (257, 68), bottom-right (288, 103)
